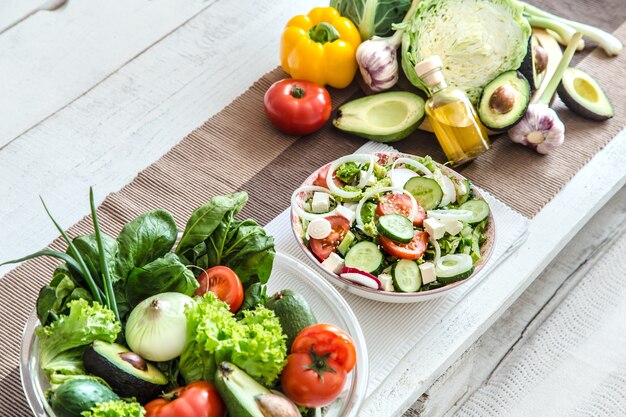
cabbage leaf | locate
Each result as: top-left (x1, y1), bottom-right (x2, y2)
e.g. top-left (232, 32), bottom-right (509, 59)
top-left (401, 0), bottom-right (531, 103)
top-left (331, 0), bottom-right (412, 40)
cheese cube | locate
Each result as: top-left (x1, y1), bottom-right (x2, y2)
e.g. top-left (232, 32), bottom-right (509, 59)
top-left (360, 170), bottom-right (377, 186)
top-left (378, 273), bottom-right (395, 292)
top-left (423, 217), bottom-right (446, 239)
top-left (311, 192), bottom-right (331, 213)
top-left (419, 262), bottom-right (437, 285)
top-left (343, 201), bottom-right (358, 211)
top-left (444, 219), bottom-right (463, 236)
top-left (335, 204), bottom-right (356, 225)
top-left (321, 252), bottom-right (345, 274)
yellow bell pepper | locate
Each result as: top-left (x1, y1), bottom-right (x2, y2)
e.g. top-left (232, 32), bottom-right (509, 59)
top-left (280, 7), bottom-right (361, 89)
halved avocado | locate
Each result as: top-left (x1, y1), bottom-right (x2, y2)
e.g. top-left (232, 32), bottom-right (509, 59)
top-left (477, 71), bottom-right (530, 131)
top-left (519, 34), bottom-right (549, 92)
top-left (215, 362), bottom-right (270, 417)
top-left (557, 67), bottom-right (614, 121)
top-left (83, 341), bottom-right (168, 404)
top-left (333, 91), bottom-right (425, 143)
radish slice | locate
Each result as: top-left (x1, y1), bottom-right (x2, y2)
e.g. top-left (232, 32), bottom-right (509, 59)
top-left (340, 267), bottom-right (381, 289)
top-left (391, 157), bottom-right (432, 176)
top-left (426, 209), bottom-right (473, 221)
top-left (326, 154), bottom-right (376, 200)
top-left (355, 187), bottom-right (417, 229)
top-left (291, 186), bottom-right (337, 221)
top-left (307, 218), bottom-right (332, 239)
top-left (388, 168), bottom-right (418, 189)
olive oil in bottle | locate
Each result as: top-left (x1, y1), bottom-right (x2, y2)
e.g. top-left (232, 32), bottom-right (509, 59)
top-left (414, 56), bottom-right (490, 166)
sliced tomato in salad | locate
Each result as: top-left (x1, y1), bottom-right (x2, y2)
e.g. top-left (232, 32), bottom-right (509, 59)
top-left (309, 215), bottom-right (351, 261)
top-left (376, 193), bottom-right (426, 226)
top-left (379, 230), bottom-right (429, 260)
top-left (313, 164), bottom-right (345, 188)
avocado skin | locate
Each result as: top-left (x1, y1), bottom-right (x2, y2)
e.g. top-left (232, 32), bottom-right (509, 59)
top-left (265, 289), bottom-right (317, 352)
top-left (557, 68), bottom-right (614, 121)
top-left (519, 35), bottom-right (541, 91)
top-left (83, 341), bottom-right (168, 404)
top-left (214, 362), bottom-right (269, 417)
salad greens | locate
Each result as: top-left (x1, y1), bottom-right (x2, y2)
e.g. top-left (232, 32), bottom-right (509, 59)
top-left (401, 0), bottom-right (531, 103)
top-left (81, 400), bottom-right (145, 417)
top-left (36, 299), bottom-right (120, 387)
top-left (330, 0), bottom-right (412, 40)
top-left (180, 292), bottom-right (286, 386)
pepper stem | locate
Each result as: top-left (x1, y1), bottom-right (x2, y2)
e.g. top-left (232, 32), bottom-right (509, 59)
top-left (535, 32), bottom-right (582, 105)
top-left (309, 22), bottom-right (340, 44)
top-left (290, 86), bottom-right (305, 99)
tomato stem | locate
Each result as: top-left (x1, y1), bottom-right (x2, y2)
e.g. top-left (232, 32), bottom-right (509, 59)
top-left (290, 86), bottom-right (305, 99)
top-left (306, 346), bottom-right (337, 381)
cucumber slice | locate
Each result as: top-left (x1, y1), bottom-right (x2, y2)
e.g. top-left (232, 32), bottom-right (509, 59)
top-left (344, 241), bottom-right (384, 274)
top-left (404, 177), bottom-right (443, 210)
top-left (391, 259), bottom-right (421, 292)
top-left (459, 199), bottom-right (490, 224)
top-left (377, 214), bottom-right (414, 243)
top-left (435, 254), bottom-right (474, 284)
top-left (455, 178), bottom-right (472, 204)
top-left (337, 231), bottom-right (355, 256)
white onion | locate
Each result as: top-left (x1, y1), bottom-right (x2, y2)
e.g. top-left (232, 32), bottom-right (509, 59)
top-left (439, 175), bottom-right (457, 207)
top-left (431, 237), bottom-right (441, 266)
top-left (126, 292), bottom-right (194, 362)
top-left (326, 154), bottom-right (376, 199)
top-left (307, 218), bottom-right (332, 239)
top-left (391, 157), bottom-right (432, 176)
top-left (355, 187), bottom-right (418, 228)
top-left (291, 186), bottom-right (337, 221)
top-left (427, 209), bottom-right (473, 221)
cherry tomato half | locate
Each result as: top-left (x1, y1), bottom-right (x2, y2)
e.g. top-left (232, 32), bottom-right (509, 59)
top-left (144, 381), bottom-right (225, 417)
top-left (291, 323), bottom-right (356, 373)
top-left (264, 79), bottom-right (332, 135)
top-left (379, 230), bottom-right (429, 260)
top-left (280, 351), bottom-right (347, 408)
top-left (309, 215), bottom-right (351, 261)
top-left (376, 193), bottom-right (426, 226)
top-left (194, 266), bottom-right (244, 313)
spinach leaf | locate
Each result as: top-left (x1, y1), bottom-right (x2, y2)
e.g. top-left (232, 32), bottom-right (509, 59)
top-left (116, 209), bottom-right (178, 277)
top-left (36, 265), bottom-right (93, 325)
top-left (238, 283), bottom-right (267, 313)
top-left (176, 192), bottom-right (248, 261)
top-left (71, 233), bottom-right (120, 288)
top-left (125, 253), bottom-right (199, 307)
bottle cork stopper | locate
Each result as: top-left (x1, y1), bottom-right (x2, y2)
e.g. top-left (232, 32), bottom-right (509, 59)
top-left (414, 55), bottom-right (445, 88)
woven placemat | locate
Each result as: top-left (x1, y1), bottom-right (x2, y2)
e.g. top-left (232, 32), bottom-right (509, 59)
top-left (2, 2), bottom-right (626, 414)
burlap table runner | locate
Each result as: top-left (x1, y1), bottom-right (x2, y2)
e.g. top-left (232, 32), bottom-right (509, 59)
top-left (2, 2), bottom-right (625, 414)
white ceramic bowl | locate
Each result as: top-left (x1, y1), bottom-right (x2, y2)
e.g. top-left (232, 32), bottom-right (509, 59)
top-left (21, 252), bottom-right (368, 417)
top-left (291, 151), bottom-right (496, 303)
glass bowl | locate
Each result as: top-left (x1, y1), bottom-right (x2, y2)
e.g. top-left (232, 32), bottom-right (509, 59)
top-left (291, 151), bottom-right (496, 303)
top-left (21, 252), bottom-right (368, 417)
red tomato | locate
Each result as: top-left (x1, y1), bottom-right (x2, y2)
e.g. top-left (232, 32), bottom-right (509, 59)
top-left (280, 351), bottom-right (347, 408)
top-left (144, 381), bottom-right (225, 417)
top-left (291, 323), bottom-right (357, 372)
top-left (264, 79), bottom-right (331, 135)
top-left (194, 266), bottom-right (244, 313)
top-left (376, 193), bottom-right (426, 226)
top-left (379, 230), bottom-right (429, 260)
top-left (309, 216), bottom-right (351, 261)
top-left (313, 163), bottom-right (345, 188)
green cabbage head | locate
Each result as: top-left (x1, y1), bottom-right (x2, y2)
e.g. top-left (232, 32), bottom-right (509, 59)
top-left (331, 0), bottom-right (412, 40)
top-left (401, 0), bottom-right (531, 103)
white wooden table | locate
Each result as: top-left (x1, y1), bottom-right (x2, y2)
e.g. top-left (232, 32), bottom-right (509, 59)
top-left (1, 1), bottom-right (625, 415)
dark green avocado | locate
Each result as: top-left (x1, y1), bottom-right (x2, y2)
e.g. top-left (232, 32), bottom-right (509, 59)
top-left (83, 341), bottom-right (168, 404)
top-left (265, 289), bottom-right (317, 352)
top-left (215, 362), bottom-right (270, 417)
top-left (519, 34), bottom-right (548, 91)
top-left (333, 91), bottom-right (426, 143)
top-left (477, 71), bottom-right (530, 131)
top-left (557, 67), bottom-right (614, 121)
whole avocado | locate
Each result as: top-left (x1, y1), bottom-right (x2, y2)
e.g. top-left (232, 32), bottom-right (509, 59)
top-left (49, 378), bottom-right (119, 417)
top-left (265, 289), bottom-right (317, 352)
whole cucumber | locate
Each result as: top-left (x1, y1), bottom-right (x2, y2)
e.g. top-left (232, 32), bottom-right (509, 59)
top-left (49, 378), bottom-right (119, 417)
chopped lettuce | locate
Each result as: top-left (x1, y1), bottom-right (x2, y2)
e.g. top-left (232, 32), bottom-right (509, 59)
top-left (180, 293), bottom-right (286, 386)
top-left (335, 162), bottom-right (361, 183)
top-left (81, 400), bottom-right (145, 417)
top-left (36, 299), bottom-right (120, 385)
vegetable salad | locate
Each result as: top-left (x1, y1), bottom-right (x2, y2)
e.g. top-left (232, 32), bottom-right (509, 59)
top-left (292, 153), bottom-right (491, 293)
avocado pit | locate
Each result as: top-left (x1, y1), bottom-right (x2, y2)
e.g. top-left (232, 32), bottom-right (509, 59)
top-left (489, 85), bottom-right (517, 114)
top-left (119, 351), bottom-right (148, 371)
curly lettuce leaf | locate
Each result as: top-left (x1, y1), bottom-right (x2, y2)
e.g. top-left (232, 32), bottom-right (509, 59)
top-left (402, 0), bottom-right (531, 103)
top-left (180, 293), bottom-right (286, 386)
top-left (36, 299), bottom-right (120, 383)
top-left (81, 400), bottom-right (145, 417)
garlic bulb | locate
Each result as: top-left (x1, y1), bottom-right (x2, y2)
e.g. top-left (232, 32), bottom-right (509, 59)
top-left (356, 39), bottom-right (399, 92)
top-left (508, 104), bottom-right (565, 154)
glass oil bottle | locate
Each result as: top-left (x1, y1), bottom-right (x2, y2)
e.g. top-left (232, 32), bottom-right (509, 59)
top-left (414, 56), bottom-right (490, 166)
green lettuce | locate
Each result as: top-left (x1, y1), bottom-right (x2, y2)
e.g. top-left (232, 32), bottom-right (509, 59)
top-left (401, 0), bottom-right (531, 103)
top-left (36, 299), bottom-right (120, 384)
top-left (331, 0), bottom-right (412, 40)
top-left (335, 162), bottom-right (361, 183)
top-left (81, 400), bottom-right (145, 417)
top-left (180, 293), bottom-right (286, 386)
